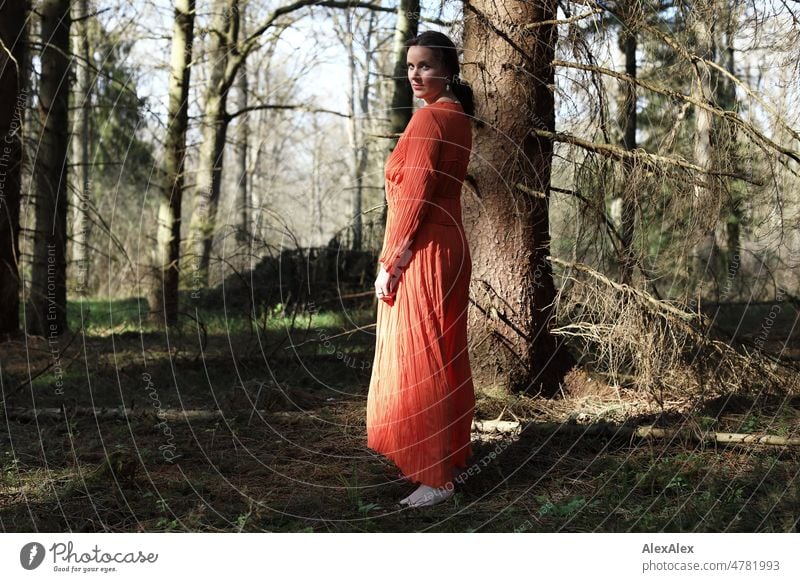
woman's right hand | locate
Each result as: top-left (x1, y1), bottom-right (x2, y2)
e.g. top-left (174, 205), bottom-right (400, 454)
top-left (375, 249), bottom-right (412, 305)
top-left (374, 264), bottom-right (396, 304)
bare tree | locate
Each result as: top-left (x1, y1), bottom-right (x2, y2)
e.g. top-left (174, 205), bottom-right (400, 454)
top-left (189, 0), bottom-right (392, 287)
top-left (235, 0), bottom-right (249, 249)
top-left (330, 6), bottom-right (380, 250)
top-left (150, 0), bottom-right (196, 327)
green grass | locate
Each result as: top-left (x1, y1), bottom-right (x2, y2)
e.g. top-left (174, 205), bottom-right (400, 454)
top-left (62, 296), bottom-right (373, 337)
top-left (67, 296), bottom-right (147, 333)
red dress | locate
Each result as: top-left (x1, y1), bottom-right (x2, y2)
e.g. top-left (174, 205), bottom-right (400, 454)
top-left (367, 101), bottom-right (474, 488)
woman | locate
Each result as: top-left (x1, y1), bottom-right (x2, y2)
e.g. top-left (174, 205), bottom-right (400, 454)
top-left (367, 31), bottom-right (476, 508)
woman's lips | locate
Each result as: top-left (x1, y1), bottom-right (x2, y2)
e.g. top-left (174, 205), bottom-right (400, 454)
top-left (412, 84), bottom-right (423, 90)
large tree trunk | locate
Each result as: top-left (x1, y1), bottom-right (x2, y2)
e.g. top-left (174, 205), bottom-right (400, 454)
top-left (462, 0), bottom-right (575, 396)
top-left (28, 0), bottom-right (71, 336)
top-left (150, 0), bottom-right (195, 327)
top-left (0, 0), bottom-right (29, 338)
top-left (71, 0), bottom-right (92, 296)
top-left (191, 0), bottom-right (239, 287)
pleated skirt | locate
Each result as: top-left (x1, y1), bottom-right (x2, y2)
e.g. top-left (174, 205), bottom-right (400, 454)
top-left (366, 220), bottom-right (475, 488)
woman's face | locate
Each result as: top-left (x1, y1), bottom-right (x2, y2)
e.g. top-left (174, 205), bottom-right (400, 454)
top-left (407, 45), bottom-right (449, 104)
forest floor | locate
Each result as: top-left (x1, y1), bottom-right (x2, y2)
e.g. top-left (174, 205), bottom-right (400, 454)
top-left (1, 297), bottom-right (799, 532)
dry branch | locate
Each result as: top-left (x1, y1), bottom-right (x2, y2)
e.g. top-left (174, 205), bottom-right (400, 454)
top-left (532, 127), bottom-right (759, 186)
top-left (472, 418), bottom-right (800, 446)
top-left (596, 0), bottom-right (800, 148)
top-left (525, 7), bottom-right (603, 28)
top-left (547, 256), bottom-right (793, 401)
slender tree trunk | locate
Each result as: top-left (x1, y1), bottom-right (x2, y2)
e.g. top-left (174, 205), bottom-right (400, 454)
top-left (71, 0), bottom-right (92, 296)
top-left (389, 0), bottom-right (419, 136)
top-left (618, 18), bottom-right (637, 284)
top-left (191, 0), bottom-right (239, 288)
top-left (0, 0), bottom-right (29, 338)
top-left (150, 0), bottom-right (195, 326)
top-left (235, 1), bottom-right (249, 251)
top-left (689, 3), bottom-right (718, 295)
top-left (354, 11), bottom-right (376, 251)
top-left (463, 0), bottom-right (575, 396)
top-left (310, 123), bottom-right (325, 244)
top-left (28, 0), bottom-right (71, 336)
top-left (716, 0), bottom-right (742, 295)
top-left (341, 11), bottom-right (364, 250)
top-left (384, 0), bottom-right (419, 225)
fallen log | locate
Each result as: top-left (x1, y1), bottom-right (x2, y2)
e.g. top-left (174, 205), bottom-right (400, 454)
top-left (471, 418), bottom-right (800, 446)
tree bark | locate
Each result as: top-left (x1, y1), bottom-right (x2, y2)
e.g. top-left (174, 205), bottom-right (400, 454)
top-left (235, 1), bottom-right (249, 250)
top-left (617, 7), bottom-right (637, 284)
top-left (28, 0), bottom-right (71, 336)
top-left (715, 0), bottom-right (743, 295)
top-left (689, 2), bottom-right (718, 294)
top-left (342, 10), bottom-right (362, 250)
top-left (0, 0), bottom-right (29, 338)
top-left (70, 0), bottom-right (92, 296)
top-left (150, 0), bottom-right (195, 326)
top-left (191, 0), bottom-right (239, 288)
top-left (384, 0), bottom-right (419, 225)
top-left (462, 0), bottom-right (575, 396)
top-left (389, 0), bottom-right (419, 134)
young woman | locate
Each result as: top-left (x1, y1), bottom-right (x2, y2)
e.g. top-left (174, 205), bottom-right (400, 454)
top-left (367, 31), bottom-right (476, 508)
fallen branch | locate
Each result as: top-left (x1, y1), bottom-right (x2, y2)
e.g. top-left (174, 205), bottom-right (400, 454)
top-left (471, 419), bottom-right (800, 446)
top-left (6, 406), bottom-right (798, 447)
top-left (547, 256), bottom-right (789, 399)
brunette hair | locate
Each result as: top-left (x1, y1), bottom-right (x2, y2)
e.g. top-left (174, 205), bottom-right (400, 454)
top-left (405, 31), bottom-right (475, 118)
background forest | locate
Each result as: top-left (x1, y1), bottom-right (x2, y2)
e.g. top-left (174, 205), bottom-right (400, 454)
top-left (0, 0), bottom-right (799, 532)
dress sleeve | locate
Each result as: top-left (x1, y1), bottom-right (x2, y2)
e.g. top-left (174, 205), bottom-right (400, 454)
top-left (378, 107), bottom-right (443, 276)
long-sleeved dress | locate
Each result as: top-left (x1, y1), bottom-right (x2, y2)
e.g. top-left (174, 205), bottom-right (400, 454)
top-left (367, 101), bottom-right (474, 488)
